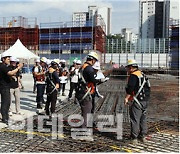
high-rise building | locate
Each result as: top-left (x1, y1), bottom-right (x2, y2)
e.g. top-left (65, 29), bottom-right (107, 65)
top-left (72, 12), bottom-right (89, 27)
top-left (121, 28), bottom-right (138, 43)
top-left (139, 0), bottom-right (170, 38)
top-left (88, 5), bottom-right (111, 35)
top-left (73, 5), bottom-right (111, 35)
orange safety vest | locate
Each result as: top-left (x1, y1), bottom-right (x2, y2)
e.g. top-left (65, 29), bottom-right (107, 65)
top-left (128, 70), bottom-right (143, 101)
top-left (81, 63), bottom-right (95, 94)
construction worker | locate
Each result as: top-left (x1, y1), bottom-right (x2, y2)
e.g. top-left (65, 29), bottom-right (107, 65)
top-left (124, 59), bottom-right (150, 144)
top-left (0, 52), bottom-right (23, 125)
top-left (76, 51), bottom-right (101, 128)
top-left (45, 60), bottom-right (60, 115)
top-left (59, 59), bottom-right (68, 96)
top-left (68, 60), bottom-right (82, 101)
top-left (91, 61), bottom-right (106, 113)
top-left (34, 57), bottom-right (47, 109)
top-left (9, 57), bottom-right (24, 116)
top-left (32, 59), bottom-right (40, 93)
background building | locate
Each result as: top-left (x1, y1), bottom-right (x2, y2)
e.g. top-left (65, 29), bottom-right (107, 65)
top-left (0, 16), bottom-right (39, 52)
top-left (72, 12), bottom-right (89, 27)
top-left (73, 5), bottom-right (111, 35)
top-left (139, 0), bottom-right (170, 38)
top-left (39, 20), bottom-right (106, 55)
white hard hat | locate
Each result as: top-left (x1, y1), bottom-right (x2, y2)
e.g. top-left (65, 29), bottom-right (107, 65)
top-left (40, 57), bottom-right (47, 63)
top-left (53, 59), bottom-right (60, 64)
top-left (16, 59), bottom-right (20, 62)
top-left (126, 59), bottom-right (138, 67)
top-left (10, 56), bottom-right (17, 62)
top-left (1, 52), bottom-right (11, 58)
top-left (73, 59), bottom-right (77, 63)
top-left (61, 59), bottom-right (66, 63)
top-left (87, 51), bottom-right (98, 61)
top-left (92, 61), bottom-right (100, 70)
top-left (35, 59), bottom-right (40, 63)
top-left (76, 60), bottom-right (82, 65)
top-left (46, 59), bottom-right (52, 65)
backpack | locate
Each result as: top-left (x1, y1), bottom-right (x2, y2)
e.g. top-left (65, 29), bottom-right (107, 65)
top-left (136, 73), bottom-right (151, 101)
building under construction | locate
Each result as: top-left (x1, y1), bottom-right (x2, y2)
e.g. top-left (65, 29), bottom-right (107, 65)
top-left (39, 20), bottom-right (106, 54)
top-left (0, 16), bottom-right (39, 51)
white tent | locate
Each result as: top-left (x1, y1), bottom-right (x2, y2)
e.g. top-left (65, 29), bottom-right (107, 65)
top-left (3, 39), bottom-right (39, 59)
top-left (2, 39), bottom-right (39, 73)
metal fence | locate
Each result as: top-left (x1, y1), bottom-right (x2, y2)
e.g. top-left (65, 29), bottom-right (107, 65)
top-left (106, 38), bottom-right (169, 54)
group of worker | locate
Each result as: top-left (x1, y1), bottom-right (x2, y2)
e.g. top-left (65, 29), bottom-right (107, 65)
top-left (0, 51), bottom-right (150, 144)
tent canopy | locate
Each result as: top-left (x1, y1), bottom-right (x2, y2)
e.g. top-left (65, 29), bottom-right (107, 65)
top-left (3, 39), bottom-right (39, 59)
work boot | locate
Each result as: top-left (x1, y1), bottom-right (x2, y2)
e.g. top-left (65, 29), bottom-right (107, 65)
top-left (139, 137), bottom-right (147, 143)
top-left (62, 93), bottom-right (66, 96)
top-left (130, 139), bottom-right (138, 144)
top-left (2, 119), bottom-right (8, 125)
top-left (37, 104), bottom-right (42, 109)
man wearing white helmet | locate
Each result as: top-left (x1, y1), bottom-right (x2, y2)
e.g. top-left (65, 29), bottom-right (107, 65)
top-left (34, 57), bottom-right (47, 109)
top-left (9, 57), bottom-right (23, 116)
top-left (75, 51), bottom-right (99, 128)
top-left (68, 59), bottom-right (82, 101)
top-left (125, 59), bottom-right (150, 144)
top-left (0, 53), bottom-right (23, 124)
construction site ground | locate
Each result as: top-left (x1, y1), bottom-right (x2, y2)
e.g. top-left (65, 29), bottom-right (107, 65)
top-left (0, 73), bottom-right (179, 152)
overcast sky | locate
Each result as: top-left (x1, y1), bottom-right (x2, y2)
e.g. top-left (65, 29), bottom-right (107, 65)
top-left (0, 0), bottom-right (139, 34)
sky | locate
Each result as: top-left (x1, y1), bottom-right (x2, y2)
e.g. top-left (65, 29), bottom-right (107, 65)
top-left (0, 0), bottom-right (139, 34)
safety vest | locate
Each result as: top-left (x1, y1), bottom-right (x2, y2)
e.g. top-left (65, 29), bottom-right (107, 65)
top-left (81, 63), bottom-right (95, 94)
top-left (128, 70), bottom-right (143, 101)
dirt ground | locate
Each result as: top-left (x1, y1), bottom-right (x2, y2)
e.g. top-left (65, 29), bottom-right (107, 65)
top-left (147, 78), bottom-right (179, 135)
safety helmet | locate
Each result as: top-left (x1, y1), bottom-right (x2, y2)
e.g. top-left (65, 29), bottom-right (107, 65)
top-left (76, 60), bottom-right (82, 65)
top-left (46, 59), bottom-right (52, 65)
top-left (126, 59), bottom-right (138, 67)
top-left (16, 59), bottom-right (20, 62)
top-left (35, 59), bottom-right (40, 63)
top-left (53, 59), bottom-right (60, 64)
top-left (61, 59), bottom-right (66, 63)
top-left (92, 61), bottom-right (100, 70)
top-left (10, 56), bottom-right (17, 62)
top-left (73, 59), bottom-right (77, 63)
top-left (87, 52), bottom-right (98, 61)
top-left (40, 57), bottom-right (47, 63)
top-left (1, 52), bottom-right (11, 58)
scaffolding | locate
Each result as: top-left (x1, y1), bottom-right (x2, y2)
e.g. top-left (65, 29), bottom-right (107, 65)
top-left (39, 19), bottom-right (106, 57)
top-left (0, 16), bottom-right (39, 52)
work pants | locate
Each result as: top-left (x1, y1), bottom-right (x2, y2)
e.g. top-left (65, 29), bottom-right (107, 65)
top-left (80, 96), bottom-right (92, 128)
top-left (129, 100), bottom-right (148, 139)
top-left (68, 82), bottom-right (78, 99)
top-left (36, 84), bottom-right (46, 104)
top-left (60, 83), bottom-right (66, 94)
top-left (33, 77), bottom-right (36, 92)
top-left (10, 88), bottom-right (20, 113)
top-left (0, 88), bottom-right (11, 122)
top-left (45, 90), bottom-right (58, 115)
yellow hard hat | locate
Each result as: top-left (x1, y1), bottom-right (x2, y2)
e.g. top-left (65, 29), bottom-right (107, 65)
top-left (127, 59), bottom-right (138, 67)
top-left (87, 52), bottom-right (98, 61)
